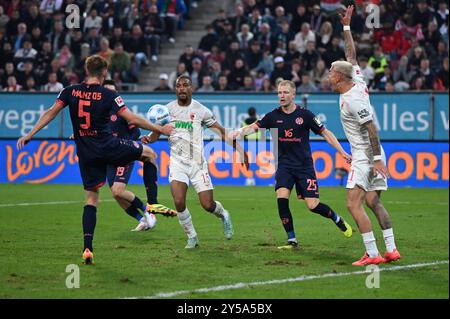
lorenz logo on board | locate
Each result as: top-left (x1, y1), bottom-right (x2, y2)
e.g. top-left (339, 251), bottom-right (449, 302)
top-left (5, 141), bottom-right (78, 183)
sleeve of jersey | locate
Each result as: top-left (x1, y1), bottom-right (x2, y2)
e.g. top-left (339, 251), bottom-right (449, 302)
top-left (112, 94), bottom-right (128, 114)
top-left (255, 113), bottom-right (271, 129)
top-left (55, 87), bottom-right (69, 107)
top-left (202, 107), bottom-right (217, 127)
top-left (352, 65), bottom-right (367, 86)
top-left (348, 95), bottom-right (373, 125)
top-left (307, 111), bottom-right (325, 135)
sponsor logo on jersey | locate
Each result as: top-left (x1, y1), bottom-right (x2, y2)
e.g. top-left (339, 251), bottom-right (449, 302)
top-left (357, 108), bottom-right (370, 119)
top-left (276, 120), bottom-right (283, 123)
top-left (175, 121), bottom-right (193, 130)
top-left (133, 141), bottom-right (139, 148)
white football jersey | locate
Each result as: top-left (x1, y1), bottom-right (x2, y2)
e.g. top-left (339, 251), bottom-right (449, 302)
top-left (166, 98), bottom-right (217, 166)
top-left (339, 65), bottom-right (376, 158)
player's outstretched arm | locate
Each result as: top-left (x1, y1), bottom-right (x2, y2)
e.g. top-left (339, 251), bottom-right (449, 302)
top-left (228, 122), bottom-right (259, 140)
top-left (339, 5), bottom-right (358, 66)
top-left (320, 128), bottom-right (352, 163)
top-left (210, 122), bottom-right (250, 169)
top-left (119, 108), bottom-right (173, 136)
top-left (141, 132), bottom-right (161, 144)
top-left (363, 120), bottom-right (390, 178)
top-left (17, 102), bottom-right (65, 149)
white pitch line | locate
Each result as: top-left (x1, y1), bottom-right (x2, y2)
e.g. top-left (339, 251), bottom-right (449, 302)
top-left (125, 260), bottom-right (449, 299)
top-left (0, 199), bottom-right (116, 207)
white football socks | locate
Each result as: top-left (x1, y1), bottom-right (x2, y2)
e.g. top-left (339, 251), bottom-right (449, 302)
top-left (212, 201), bottom-right (226, 219)
top-left (177, 208), bottom-right (197, 239)
top-left (361, 231), bottom-right (379, 258)
top-left (382, 228), bottom-right (396, 253)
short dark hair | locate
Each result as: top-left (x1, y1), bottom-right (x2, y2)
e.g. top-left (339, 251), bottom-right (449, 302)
top-left (103, 79), bottom-right (116, 87)
top-left (176, 75), bottom-right (192, 85)
top-left (85, 55), bottom-right (108, 77)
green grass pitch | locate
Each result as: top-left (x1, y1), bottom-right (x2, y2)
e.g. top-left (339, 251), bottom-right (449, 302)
top-left (0, 184), bottom-right (448, 299)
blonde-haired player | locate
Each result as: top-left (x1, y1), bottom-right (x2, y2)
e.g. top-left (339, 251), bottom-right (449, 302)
top-left (328, 5), bottom-right (401, 266)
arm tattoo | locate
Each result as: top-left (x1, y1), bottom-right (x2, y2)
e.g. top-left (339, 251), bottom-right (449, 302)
top-left (364, 121), bottom-right (381, 156)
top-left (343, 30), bottom-right (357, 65)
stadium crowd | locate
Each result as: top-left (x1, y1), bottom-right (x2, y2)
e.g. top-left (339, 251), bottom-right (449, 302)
top-left (0, 0), bottom-right (448, 93)
top-left (0, 0), bottom-right (199, 91)
top-left (169, 0), bottom-right (448, 93)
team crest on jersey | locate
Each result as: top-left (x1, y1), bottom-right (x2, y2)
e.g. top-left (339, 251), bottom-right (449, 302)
top-left (115, 96), bottom-right (124, 106)
top-left (295, 117), bottom-right (303, 125)
top-left (110, 114), bottom-right (117, 121)
top-left (190, 112), bottom-right (195, 120)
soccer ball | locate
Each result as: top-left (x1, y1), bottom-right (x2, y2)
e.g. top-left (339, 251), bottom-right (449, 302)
top-left (146, 104), bottom-right (171, 125)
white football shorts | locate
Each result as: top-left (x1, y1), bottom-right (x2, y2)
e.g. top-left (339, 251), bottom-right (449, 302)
top-left (169, 159), bottom-right (214, 193)
top-left (346, 149), bottom-right (388, 192)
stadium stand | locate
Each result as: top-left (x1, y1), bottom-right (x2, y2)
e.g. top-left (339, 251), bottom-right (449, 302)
top-left (0, 0), bottom-right (448, 93)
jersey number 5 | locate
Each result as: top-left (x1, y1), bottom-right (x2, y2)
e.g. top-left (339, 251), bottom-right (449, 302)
top-left (78, 99), bottom-right (91, 129)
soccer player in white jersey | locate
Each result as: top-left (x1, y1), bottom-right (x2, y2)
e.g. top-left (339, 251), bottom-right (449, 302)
top-left (144, 75), bottom-right (249, 248)
top-left (328, 5), bottom-right (401, 266)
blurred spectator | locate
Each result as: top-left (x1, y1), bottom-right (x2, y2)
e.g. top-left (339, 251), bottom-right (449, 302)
top-left (368, 45), bottom-right (389, 76)
top-left (212, 9), bottom-right (227, 35)
top-left (293, 22), bottom-right (316, 54)
top-left (215, 74), bottom-right (232, 91)
top-left (373, 66), bottom-right (395, 91)
top-left (157, 0), bottom-right (187, 43)
top-left (290, 59), bottom-right (302, 88)
top-left (290, 4), bottom-right (309, 35)
top-left (228, 58), bottom-right (247, 90)
top-left (169, 62), bottom-right (189, 90)
top-left (229, 4), bottom-right (249, 34)
top-left (125, 24), bottom-right (150, 72)
top-left (435, 1), bottom-right (449, 32)
top-left (209, 61), bottom-right (222, 86)
top-left (359, 56), bottom-right (376, 87)
top-left (245, 40), bottom-right (263, 70)
top-left (48, 20), bottom-right (70, 54)
top-left (254, 69), bottom-right (268, 91)
top-left (110, 43), bottom-right (135, 83)
top-left (109, 26), bottom-right (126, 51)
top-left (385, 80), bottom-right (396, 92)
top-left (297, 72), bottom-right (318, 93)
top-left (142, 4), bottom-right (163, 62)
top-left (199, 24), bottom-right (219, 54)
top-left (84, 8), bottom-right (103, 32)
top-left (237, 24), bottom-right (254, 50)
top-left (301, 41), bottom-right (319, 72)
top-left (55, 44), bottom-right (75, 71)
top-left (190, 57), bottom-right (207, 90)
top-left (14, 39), bottom-right (37, 68)
top-left (30, 26), bottom-right (45, 52)
top-left (23, 76), bottom-right (37, 91)
top-left (197, 75), bottom-right (215, 92)
top-left (1, 62), bottom-right (17, 87)
top-left (98, 37), bottom-right (114, 65)
top-left (204, 45), bottom-right (225, 68)
top-left (0, 6), bottom-right (10, 33)
top-left (260, 77), bottom-right (274, 92)
top-left (270, 56), bottom-right (291, 85)
top-left (13, 23), bottom-right (29, 51)
top-left (254, 49), bottom-right (274, 75)
top-left (310, 4), bottom-right (324, 34)
top-left (179, 45), bottom-right (200, 73)
top-left (317, 21), bottom-right (333, 55)
top-left (410, 76), bottom-right (426, 91)
top-left (17, 60), bottom-right (36, 86)
top-left (242, 74), bottom-right (255, 91)
top-left (223, 40), bottom-right (244, 71)
top-left (435, 57), bottom-right (449, 90)
top-left (256, 23), bottom-right (276, 53)
top-left (311, 59), bottom-right (328, 86)
top-left (321, 36), bottom-right (345, 68)
top-left (413, 59), bottom-right (434, 89)
top-left (3, 75), bottom-right (21, 91)
top-left (154, 73), bottom-right (172, 91)
top-left (43, 72), bottom-right (63, 92)
top-left (218, 19), bottom-right (238, 51)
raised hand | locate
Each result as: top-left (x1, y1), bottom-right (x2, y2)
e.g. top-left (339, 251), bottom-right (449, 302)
top-left (339, 5), bottom-right (354, 26)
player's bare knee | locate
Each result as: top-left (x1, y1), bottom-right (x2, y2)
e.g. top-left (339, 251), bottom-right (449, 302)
top-left (201, 200), bottom-right (215, 212)
top-left (110, 185), bottom-right (125, 200)
top-left (173, 198), bottom-right (186, 212)
top-left (306, 199), bottom-right (319, 211)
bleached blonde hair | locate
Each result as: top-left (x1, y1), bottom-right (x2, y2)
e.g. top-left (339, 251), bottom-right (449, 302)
top-left (331, 60), bottom-right (353, 79)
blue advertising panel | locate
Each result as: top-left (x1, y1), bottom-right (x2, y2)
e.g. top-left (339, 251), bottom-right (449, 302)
top-left (434, 94), bottom-right (449, 140)
top-left (0, 93), bottom-right (448, 140)
top-left (1, 140), bottom-right (447, 188)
